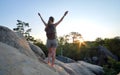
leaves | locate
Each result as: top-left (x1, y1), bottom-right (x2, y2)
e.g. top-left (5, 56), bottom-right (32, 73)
top-left (13, 20), bottom-right (32, 41)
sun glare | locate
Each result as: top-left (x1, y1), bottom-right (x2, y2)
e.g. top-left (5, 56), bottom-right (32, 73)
top-left (78, 38), bottom-right (86, 47)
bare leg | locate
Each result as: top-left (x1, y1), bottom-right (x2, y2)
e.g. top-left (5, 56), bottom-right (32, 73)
top-left (48, 48), bottom-right (52, 65)
top-left (51, 47), bottom-right (56, 67)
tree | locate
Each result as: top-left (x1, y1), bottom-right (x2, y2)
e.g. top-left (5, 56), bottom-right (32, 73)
top-left (13, 20), bottom-right (32, 41)
top-left (70, 32), bottom-right (82, 43)
top-left (64, 34), bottom-right (70, 43)
top-left (104, 37), bottom-right (120, 59)
top-left (95, 37), bottom-right (104, 46)
top-left (57, 32), bottom-right (87, 60)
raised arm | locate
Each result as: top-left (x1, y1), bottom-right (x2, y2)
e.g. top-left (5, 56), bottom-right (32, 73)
top-left (54, 11), bottom-right (68, 26)
top-left (38, 13), bottom-right (47, 26)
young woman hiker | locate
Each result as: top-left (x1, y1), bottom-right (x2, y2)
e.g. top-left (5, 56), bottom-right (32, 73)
top-left (38, 11), bottom-right (68, 67)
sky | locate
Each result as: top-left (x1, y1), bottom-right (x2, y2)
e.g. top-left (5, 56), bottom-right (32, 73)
top-left (0, 0), bottom-right (120, 43)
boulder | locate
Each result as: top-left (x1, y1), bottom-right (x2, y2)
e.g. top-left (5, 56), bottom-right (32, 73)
top-left (0, 26), bottom-right (37, 59)
top-left (45, 58), bottom-right (104, 75)
top-left (15, 32), bottom-right (46, 61)
top-left (98, 45), bottom-right (118, 60)
top-left (0, 42), bottom-right (59, 75)
top-left (28, 42), bottom-right (46, 59)
top-left (97, 45), bottom-right (118, 65)
top-left (78, 61), bottom-right (104, 75)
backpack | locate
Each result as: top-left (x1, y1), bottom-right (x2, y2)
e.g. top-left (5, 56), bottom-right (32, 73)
top-left (45, 24), bottom-right (56, 40)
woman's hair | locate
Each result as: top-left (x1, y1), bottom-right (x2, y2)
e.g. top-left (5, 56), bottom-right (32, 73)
top-left (48, 16), bottom-right (54, 24)
top-left (49, 16), bottom-right (54, 22)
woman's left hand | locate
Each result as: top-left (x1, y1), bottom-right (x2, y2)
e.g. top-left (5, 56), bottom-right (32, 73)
top-left (64, 11), bottom-right (68, 16)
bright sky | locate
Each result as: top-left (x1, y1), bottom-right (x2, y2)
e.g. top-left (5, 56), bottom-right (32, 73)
top-left (0, 0), bottom-right (120, 43)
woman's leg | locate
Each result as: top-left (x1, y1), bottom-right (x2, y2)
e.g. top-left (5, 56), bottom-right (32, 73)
top-left (51, 47), bottom-right (56, 67)
top-left (48, 48), bottom-right (52, 64)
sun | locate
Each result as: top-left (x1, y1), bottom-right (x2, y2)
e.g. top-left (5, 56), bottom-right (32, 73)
top-left (78, 39), bottom-right (86, 47)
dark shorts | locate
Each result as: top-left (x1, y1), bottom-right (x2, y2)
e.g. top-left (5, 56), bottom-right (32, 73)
top-left (46, 39), bottom-right (58, 48)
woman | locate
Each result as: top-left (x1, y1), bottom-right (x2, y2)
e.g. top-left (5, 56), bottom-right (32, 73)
top-left (38, 11), bottom-right (68, 67)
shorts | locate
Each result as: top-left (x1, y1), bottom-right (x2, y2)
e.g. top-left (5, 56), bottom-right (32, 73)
top-left (46, 39), bottom-right (58, 48)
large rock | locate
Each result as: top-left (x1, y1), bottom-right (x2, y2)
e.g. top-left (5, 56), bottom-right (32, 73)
top-left (0, 42), bottom-right (59, 75)
top-left (28, 42), bottom-right (46, 59)
top-left (97, 45), bottom-right (118, 65)
top-left (78, 61), bottom-right (104, 75)
top-left (45, 59), bottom-right (104, 75)
top-left (0, 26), bottom-right (37, 59)
top-left (98, 45), bottom-right (118, 60)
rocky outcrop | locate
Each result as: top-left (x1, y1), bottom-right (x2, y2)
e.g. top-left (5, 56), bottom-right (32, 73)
top-left (0, 25), bottom-right (104, 75)
top-left (97, 45), bottom-right (118, 65)
top-left (0, 26), bottom-right (37, 59)
top-left (98, 45), bottom-right (118, 60)
top-left (78, 61), bottom-right (103, 75)
top-left (0, 42), bottom-right (59, 75)
top-left (53, 59), bottom-right (104, 75)
top-left (28, 42), bottom-right (46, 59)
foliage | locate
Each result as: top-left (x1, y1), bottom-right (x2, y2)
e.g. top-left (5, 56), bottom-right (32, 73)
top-left (95, 37), bottom-right (120, 59)
top-left (57, 33), bottom-right (120, 62)
top-left (57, 32), bottom-right (88, 60)
top-left (78, 45), bottom-right (90, 60)
top-left (70, 32), bottom-right (82, 43)
top-left (13, 20), bottom-right (32, 41)
top-left (103, 57), bottom-right (120, 75)
top-left (104, 38), bottom-right (120, 59)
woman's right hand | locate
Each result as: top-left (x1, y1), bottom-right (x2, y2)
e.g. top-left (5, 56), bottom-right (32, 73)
top-left (38, 13), bottom-right (41, 16)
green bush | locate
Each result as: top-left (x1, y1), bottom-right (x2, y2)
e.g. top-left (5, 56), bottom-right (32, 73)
top-left (103, 57), bottom-right (120, 75)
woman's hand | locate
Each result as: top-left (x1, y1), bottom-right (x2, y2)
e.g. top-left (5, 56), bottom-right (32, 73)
top-left (64, 11), bottom-right (68, 16)
top-left (38, 13), bottom-right (41, 16)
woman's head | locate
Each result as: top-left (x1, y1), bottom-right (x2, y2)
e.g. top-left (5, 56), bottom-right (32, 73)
top-left (48, 16), bottom-right (54, 24)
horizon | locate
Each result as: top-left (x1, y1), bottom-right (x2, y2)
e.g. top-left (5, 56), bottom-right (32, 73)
top-left (0, 0), bottom-right (120, 43)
